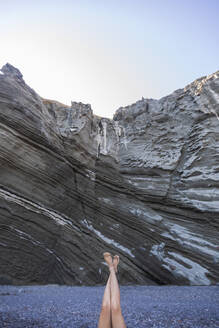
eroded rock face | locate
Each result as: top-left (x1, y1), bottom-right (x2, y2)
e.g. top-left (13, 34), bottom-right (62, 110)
top-left (0, 63), bottom-right (218, 286)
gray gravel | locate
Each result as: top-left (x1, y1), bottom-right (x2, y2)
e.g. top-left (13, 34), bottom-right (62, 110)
top-left (0, 285), bottom-right (218, 327)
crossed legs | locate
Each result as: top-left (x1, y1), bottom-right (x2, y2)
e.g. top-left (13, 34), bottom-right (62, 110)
top-left (98, 253), bottom-right (126, 328)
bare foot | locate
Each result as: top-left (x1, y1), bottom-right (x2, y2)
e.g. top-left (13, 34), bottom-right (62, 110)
top-left (103, 252), bottom-right (113, 269)
top-left (113, 255), bottom-right (120, 273)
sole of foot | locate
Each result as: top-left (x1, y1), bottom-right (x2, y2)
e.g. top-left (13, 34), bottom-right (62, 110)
top-left (103, 252), bottom-right (113, 268)
top-left (113, 255), bottom-right (120, 273)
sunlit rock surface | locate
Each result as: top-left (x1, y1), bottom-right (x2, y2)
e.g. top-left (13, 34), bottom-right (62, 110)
top-left (0, 63), bottom-right (218, 286)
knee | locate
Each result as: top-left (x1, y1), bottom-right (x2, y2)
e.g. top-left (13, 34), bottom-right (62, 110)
top-left (101, 303), bottom-right (110, 313)
top-left (111, 303), bottom-right (121, 315)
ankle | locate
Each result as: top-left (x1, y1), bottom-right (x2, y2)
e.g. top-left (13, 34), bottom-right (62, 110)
top-left (109, 265), bottom-right (115, 271)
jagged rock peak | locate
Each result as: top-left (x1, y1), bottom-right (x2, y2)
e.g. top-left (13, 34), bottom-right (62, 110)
top-left (184, 70), bottom-right (219, 95)
top-left (1, 63), bottom-right (23, 80)
top-left (70, 101), bottom-right (93, 117)
top-left (114, 70), bottom-right (219, 121)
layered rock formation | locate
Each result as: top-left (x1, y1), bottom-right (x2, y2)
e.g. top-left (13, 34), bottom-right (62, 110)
top-left (0, 63), bottom-right (218, 286)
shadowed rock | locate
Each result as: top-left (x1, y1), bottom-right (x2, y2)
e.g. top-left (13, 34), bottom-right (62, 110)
top-left (0, 64), bottom-right (218, 286)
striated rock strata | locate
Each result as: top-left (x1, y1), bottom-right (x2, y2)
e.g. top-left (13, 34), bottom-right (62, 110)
top-left (0, 63), bottom-right (219, 286)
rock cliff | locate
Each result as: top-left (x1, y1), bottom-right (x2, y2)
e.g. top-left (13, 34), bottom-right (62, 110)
top-left (0, 63), bottom-right (218, 286)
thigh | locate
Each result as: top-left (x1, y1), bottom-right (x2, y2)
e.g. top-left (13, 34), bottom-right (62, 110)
top-left (112, 311), bottom-right (126, 328)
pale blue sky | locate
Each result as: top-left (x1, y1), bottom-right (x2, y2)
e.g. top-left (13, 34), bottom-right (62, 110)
top-left (0, 0), bottom-right (218, 117)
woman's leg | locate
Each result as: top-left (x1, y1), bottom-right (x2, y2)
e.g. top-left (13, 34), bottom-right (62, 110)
top-left (98, 269), bottom-right (112, 328)
top-left (104, 253), bottom-right (126, 328)
top-left (109, 264), bottom-right (126, 328)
